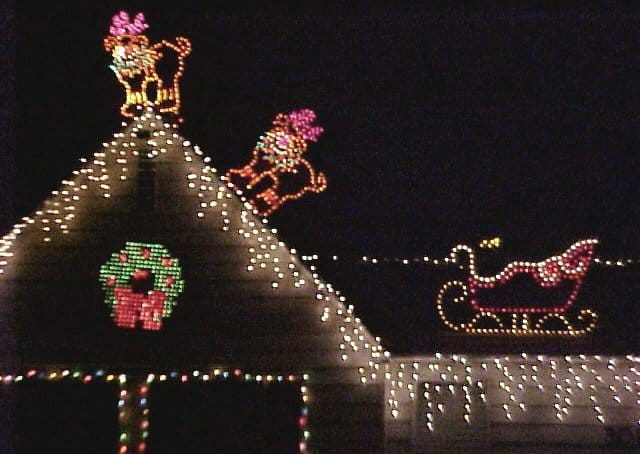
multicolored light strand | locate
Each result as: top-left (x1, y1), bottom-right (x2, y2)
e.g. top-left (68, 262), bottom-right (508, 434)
top-left (225, 109), bottom-right (327, 217)
top-left (142, 368), bottom-right (310, 453)
top-left (99, 242), bottom-right (184, 330)
top-left (105, 11), bottom-right (191, 117)
top-left (0, 367), bottom-right (311, 453)
top-left (0, 369), bottom-right (129, 453)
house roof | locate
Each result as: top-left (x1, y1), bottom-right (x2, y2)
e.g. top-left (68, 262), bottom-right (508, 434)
top-left (0, 109), bottom-right (385, 373)
top-left (1, 109), bottom-right (636, 378)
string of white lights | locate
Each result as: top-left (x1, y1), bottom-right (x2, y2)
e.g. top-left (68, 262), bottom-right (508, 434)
top-left (298, 253), bottom-right (639, 268)
top-left (380, 354), bottom-right (640, 429)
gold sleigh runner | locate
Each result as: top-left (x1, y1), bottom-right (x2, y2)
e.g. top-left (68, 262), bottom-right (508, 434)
top-left (436, 239), bottom-right (599, 336)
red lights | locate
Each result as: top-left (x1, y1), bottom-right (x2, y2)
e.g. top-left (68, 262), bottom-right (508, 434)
top-left (468, 239), bottom-right (597, 314)
top-left (113, 288), bottom-right (168, 330)
top-left (226, 109), bottom-right (327, 216)
top-left (100, 242), bottom-right (184, 331)
top-left (437, 239), bottom-right (599, 335)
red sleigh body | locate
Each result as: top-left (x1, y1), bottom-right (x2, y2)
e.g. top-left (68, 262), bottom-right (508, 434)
top-left (467, 239), bottom-right (597, 314)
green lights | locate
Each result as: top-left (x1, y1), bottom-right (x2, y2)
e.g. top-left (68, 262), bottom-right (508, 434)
top-left (99, 242), bottom-right (184, 330)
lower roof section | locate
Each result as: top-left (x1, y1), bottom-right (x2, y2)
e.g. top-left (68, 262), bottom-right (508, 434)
top-left (315, 256), bottom-right (639, 355)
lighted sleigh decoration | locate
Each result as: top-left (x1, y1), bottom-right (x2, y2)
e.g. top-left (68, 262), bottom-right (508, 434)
top-left (104, 11), bottom-right (191, 117)
top-left (225, 109), bottom-right (327, 217)
top-left (436, 239), bottom-right (598, 336)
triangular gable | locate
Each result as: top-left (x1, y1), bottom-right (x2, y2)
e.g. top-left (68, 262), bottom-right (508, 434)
top-left (0, 109), bottom-right (385, 372)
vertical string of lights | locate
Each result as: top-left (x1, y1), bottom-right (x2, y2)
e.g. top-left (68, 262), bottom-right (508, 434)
top-left (380, 354), bottom-right (640, 433)
top-left (118, 376), bottom-right (138, 454)
top-left (0, 102), bottom-right (389, 449)
top-left (630, 362), bottom-right (640, 426)
top-left (495, 358), bottom-right (513, 421)
top-left (0, 369), bottom-right (128, 452)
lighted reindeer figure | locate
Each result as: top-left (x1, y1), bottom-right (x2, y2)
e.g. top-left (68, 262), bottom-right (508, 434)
top-left (104, 11), bottom-right (191, 117)
top-left (226, 109), bottom-right (327, 216)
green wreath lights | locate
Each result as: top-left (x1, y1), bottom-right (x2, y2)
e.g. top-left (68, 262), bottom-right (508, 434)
top-left (99, 242), bottom-right (184, 330)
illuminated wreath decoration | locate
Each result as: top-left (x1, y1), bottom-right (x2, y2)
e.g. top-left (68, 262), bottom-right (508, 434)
top-left (99, 242), bottom-right (184, 330)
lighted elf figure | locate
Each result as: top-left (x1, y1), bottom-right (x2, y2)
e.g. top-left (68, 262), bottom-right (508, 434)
top-left (226, 109), bottom-right (327, 216)
top-left (104, 11), bottom-right (191, 117)
top-left (100, 242), bottom-right (184, 331)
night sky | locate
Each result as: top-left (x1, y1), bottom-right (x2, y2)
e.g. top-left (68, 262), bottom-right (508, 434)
top-left (4, 5), bottom-right (640, 351)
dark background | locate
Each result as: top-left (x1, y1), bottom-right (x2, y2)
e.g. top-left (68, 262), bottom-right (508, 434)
top-left (147, 380), bottom-right (301, 453)
top-left (7, 381), bottom-right (119, 453)
top-left (4, 4), bottom-right (640, 352)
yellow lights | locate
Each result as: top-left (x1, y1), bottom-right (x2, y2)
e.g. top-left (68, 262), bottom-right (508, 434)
top-left (105, 12), bottom-right (191, 117)
top-left (479, 236), bottom-right (501, 248)
top-left (226, 109), bottom-right (326, 216)
top-left (436, 240), bottom-right (599, 336)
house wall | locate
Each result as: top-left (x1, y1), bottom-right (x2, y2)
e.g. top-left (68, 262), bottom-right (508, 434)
top-left (8, 111), bottom-right (638, 452)
top-left (383, 354), bottom-right (640, 453)
top-left (0, 111), bottom-right (388, 452)
top-left (306, 367), bottom-right (384, 453)
top-left (0, 112), bottom-right (385, 372)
